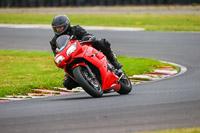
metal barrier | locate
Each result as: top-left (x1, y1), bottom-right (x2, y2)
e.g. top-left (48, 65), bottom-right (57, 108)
top-left (1, 0), bottom-right (200, 7)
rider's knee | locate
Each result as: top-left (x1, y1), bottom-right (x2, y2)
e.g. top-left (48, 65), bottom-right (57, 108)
top-left (63, 77), bottom-right (78, 90)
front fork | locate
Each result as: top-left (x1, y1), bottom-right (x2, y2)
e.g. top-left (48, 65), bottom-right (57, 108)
top-left (85, 65), bottom-right (96, 80)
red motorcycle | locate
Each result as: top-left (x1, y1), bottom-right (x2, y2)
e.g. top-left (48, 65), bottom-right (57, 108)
top-left (54, 35), bottom-right (132, 98)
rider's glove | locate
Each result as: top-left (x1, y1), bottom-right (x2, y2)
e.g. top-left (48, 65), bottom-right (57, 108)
top-left (82, 36), bottom-right (96, 42)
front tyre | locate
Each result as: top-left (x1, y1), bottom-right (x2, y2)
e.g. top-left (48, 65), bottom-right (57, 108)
top-left (72, 66), bottom-right (103, 98)
top-left (117, 73), bottom-right (132, 95)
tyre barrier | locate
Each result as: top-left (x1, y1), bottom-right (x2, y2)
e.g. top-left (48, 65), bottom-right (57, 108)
top-left (1, 0), bottom-right (199, 8)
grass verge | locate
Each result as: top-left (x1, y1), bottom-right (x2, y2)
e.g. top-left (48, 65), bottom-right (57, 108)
top-left (0, 13), bottom-right (200, 31)
top-left (0, 50), bottom-right (178, 97)
top-left (139, 127), bottom-right (200, 133)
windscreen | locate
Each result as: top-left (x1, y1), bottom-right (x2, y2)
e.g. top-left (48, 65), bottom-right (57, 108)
top-left (56, 35), bottom-right (70, 52)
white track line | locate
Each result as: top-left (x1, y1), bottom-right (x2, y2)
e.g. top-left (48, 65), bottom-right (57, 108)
top-left (0, 24), bottom-right (145, 31)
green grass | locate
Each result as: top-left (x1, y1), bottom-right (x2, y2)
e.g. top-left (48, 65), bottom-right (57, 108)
top-left (138, 127), bottom-right (200, 133)
top-left (118, 56), bottom-right (178, 76)
top-left (0, 50), bottom-right (177, 97)
top-left (0, 13), bottom-right (200, 31)
top-left (0, 50), bottom-right (63, 97)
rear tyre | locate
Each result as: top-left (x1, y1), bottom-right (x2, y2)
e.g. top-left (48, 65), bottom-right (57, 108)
top-left (72, 66), bottom-right (103, 98)
top-left (117, 73), bottom-right (132, 95)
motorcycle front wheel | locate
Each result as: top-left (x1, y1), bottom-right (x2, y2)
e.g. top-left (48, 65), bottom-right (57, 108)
top-left (72, 66), bottom-right (103, 98)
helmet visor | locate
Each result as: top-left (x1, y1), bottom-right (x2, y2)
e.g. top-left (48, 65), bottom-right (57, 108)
top-left (52, 25), bottom-right (67, 35)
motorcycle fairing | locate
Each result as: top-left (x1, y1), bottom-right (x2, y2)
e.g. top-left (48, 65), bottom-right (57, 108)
top-left (71, 42), bottom-right (120, 91)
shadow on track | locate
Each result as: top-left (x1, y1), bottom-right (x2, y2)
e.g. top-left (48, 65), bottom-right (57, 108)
top-left (50, 92), bottom-right (133, 101)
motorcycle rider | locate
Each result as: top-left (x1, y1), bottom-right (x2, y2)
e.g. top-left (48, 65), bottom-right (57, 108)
top-left (50, 15), bottom-right (123, 90)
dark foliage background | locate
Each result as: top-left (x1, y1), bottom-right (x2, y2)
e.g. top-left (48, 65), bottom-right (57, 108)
top-left (1, 0), bottom-right (200, 7)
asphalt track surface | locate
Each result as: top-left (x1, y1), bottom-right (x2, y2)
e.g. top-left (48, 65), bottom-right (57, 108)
top-left (0, 27), bottom-right (200, 133)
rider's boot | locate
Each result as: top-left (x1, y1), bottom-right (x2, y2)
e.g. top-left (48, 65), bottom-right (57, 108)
top-left (107, 51), bottom-right (123, 69)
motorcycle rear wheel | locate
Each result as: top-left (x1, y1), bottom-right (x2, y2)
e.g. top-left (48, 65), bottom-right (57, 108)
top-left (72, 66), bottom-right (103, 98)
top-left (117, 73), bottom-right (132, 95)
